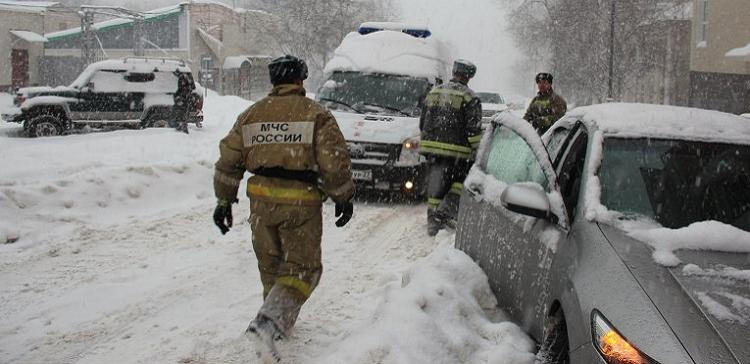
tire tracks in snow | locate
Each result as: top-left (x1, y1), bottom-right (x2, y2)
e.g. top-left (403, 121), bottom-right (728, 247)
top-left (0, 203), bottom-right (258, 364)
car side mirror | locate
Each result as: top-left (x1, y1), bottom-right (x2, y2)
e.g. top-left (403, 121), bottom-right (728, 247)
top-left (500, 182), bottom-right (559, 224)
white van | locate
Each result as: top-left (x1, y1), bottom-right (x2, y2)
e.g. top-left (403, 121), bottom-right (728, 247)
top-left (318, 22), bottom-right (450, 196)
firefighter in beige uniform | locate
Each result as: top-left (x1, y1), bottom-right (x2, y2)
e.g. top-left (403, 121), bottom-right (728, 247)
top-left (212, 55), bottom-right (355, 349)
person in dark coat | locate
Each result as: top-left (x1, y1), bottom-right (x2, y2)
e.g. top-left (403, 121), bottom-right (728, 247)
top-left (419, 59), bottom-right (483, 236)
top-left (171, 72), bottom-right (194, 134)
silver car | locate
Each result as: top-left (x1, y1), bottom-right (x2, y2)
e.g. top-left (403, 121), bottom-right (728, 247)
top-left (455, 104), bottom-right (750, 364)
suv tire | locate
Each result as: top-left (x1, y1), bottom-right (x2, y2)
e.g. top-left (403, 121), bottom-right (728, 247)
top-left (536, 310), bottom-right (569, 364)
top-left (28, 115), bottom-right (64, 138)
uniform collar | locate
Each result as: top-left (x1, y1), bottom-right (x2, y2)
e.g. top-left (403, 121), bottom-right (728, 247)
top-left (450, 78), bottom-right (468, 86)
top-left (270, 84), bottom-right (306, 97)
top-left (538, 88), bottom-right (554, 97)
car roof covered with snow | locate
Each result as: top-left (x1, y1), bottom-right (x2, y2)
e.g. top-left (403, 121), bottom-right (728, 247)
top-left (323, 25), bottom-right (449, 81)
top-left (566, 103), bottom-right (750, 144)
top-left (70, 58), bottom-right (192, 89)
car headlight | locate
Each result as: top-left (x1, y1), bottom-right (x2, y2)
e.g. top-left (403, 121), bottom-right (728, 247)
top-left (397, 136), bottom-right (422, 165)
top-left (592, 310), bottom-right (659, 364)
top-left (403, 137), bottom-right (419, 151)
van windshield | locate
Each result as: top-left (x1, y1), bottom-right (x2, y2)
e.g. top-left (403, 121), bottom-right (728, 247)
top-left (317, 71), bottom-right (431, 117)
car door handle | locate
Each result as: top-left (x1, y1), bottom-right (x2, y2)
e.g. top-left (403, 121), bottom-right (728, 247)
top-left (466, 184), bottom-right (483, 197)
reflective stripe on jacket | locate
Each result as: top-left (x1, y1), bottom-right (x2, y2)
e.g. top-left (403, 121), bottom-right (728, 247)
top-left (419, 80), bottom-right (482, 160)
top-left (214, 84), bottom-right (354, 205)
top-left (523, 89), bottom-right (567, 135)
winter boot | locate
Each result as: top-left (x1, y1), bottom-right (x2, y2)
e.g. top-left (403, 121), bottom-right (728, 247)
top-left (245, 315), bottom-right (283, 363)
top-left (427, 216), bottom-right (443, 236)
top-left (176, 122), bottom-right (189, 134)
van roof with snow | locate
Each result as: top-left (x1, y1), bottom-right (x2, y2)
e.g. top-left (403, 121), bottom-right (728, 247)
top-left (323, 23), bottom-right (449, 81)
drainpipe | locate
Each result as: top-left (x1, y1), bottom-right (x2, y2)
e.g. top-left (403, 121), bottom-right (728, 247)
top-left (186, 0), bottom-right (192, 65)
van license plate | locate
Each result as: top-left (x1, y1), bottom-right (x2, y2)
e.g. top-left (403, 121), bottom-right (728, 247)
top-left (352, 169), bottom-right (373, 181)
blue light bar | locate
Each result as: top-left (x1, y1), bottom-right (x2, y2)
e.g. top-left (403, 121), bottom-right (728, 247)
top-left (357, 26), bottom-right (431, 38)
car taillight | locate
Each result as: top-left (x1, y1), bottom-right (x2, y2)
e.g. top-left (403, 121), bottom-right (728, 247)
top-left (193, 96), bottom-right (203, 111)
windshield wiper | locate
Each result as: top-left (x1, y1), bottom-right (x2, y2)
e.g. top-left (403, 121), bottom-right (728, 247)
top-left (357, 102), bottom-right (410, 117)
top-left (318, 97), bottom-right (357, 112)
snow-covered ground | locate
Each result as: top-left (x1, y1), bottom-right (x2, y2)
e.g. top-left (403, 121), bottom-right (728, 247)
top-left (0, 93), bottom-right (536, 363)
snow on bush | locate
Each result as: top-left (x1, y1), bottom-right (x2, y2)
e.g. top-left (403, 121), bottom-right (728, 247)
top-left (314, 239), bottom-right (536, 364)
top-left (628, 221), bottom-right (750, 267)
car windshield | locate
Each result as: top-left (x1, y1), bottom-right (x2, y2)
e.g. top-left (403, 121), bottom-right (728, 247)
top-left (598, 137), bottom-right (750, 232)
top-left (317, 71), bottom-right (431, 117)
top-left (477, 92), bottom-right (503, 104)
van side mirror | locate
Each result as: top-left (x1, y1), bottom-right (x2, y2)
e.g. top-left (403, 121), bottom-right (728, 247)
top-left (500, 182), bottom-right (558, 224)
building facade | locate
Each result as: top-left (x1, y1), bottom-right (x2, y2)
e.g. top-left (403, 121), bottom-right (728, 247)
top-left (618, 5), bottom-right (692, 107)
top-left (41, 0), bottom-right (277, 99)
top-left (0, 1), bottom-right (78, 91)
top-left (689, 0), bottom-right (750, 114)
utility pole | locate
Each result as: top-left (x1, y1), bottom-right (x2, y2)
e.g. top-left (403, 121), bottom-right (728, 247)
top-left (133, 17), bottom-right (145, 56)
top-left (79, 6), bottom-right (146, 66)
top-left (80, 9), bottom-right (96, 69)
top-left (607, 0), bottom-right (615, 101)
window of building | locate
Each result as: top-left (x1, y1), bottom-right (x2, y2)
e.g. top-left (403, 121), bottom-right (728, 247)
top-left (698, 0), bottom-right (709, 47)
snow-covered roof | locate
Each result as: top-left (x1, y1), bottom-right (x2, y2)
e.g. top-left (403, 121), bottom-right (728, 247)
top-left (324, 29), bottom-right (449, 81)
top-left (567, 103), bottom-right (750, 144)
top-left (44, 0), bottom-right (273, 42)
top-left (45, 4), bottom-right (183, 41)
top-left (197, 28), bottom-right (223, 57)
top-left (69, 58), bottom-right (191, 88)
top-left (9, 30), bottom-right (48, 42)
top-left (0, 1), bottom-right (58, 13)
top-left (222, 55), bottom-right (250, 69)
top-left (726, 42), bottom-right (750, 58)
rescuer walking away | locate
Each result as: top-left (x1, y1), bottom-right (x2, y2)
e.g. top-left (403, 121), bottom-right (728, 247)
top-left (419, 59), bottom-right (483, 236)
top-left (211, 55), bottom-right (355, 362)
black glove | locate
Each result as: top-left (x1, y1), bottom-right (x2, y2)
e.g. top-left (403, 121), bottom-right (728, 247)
top-left (213, 199), bottom-right (237, 235)
top-left (334, 200), bottom-right (354, 227)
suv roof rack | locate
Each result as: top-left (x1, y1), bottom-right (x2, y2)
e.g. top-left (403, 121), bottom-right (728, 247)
top-left (122, 56), bottom-right (186, 67)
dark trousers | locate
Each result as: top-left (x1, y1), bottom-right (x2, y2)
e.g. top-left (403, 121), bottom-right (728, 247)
top-left (425, 156), bottom-right (471, 226)
top-left (169, 107), bottom-right (189, 134)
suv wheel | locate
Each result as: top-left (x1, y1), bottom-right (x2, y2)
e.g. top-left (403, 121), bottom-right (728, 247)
top-left (28, 115), bottom-right (63, 138)
top-left (536, 310), bottom-right (569, 364)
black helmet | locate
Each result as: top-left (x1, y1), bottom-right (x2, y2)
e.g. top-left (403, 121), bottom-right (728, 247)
top-left (535, 72), bottom-right (553, 83)
top-left (452, 59), bottom-right (476, 79)
top-left (268, 55), bottom-right (308, 86)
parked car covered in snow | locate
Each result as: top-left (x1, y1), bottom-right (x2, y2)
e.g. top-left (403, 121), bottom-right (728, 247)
top-left (476, 91), bottom-right (507, 124)
top-left (456, 104), bottom-right (750, 364)
top-left (3, 57), bottom-right (203, 137)
top-left (318, 22), bottom-right (450, 196)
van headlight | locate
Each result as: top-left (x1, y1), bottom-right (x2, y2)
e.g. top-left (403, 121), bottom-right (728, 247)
top-left (397, 136), bottom-right (422, 165)
top-left (592, 310), bottom-right (659, 364)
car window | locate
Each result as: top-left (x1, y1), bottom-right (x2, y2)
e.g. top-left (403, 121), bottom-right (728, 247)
top-left (477, 92), bottom-right (502, 104)
top-left (599, 137), bottom-right (750, 231)
top-left (484, 125), bottom-right (550, 191)
top-left (556, 128), bottom-right (588, 219)
top-left (546, 126), bottom-right (572, 163)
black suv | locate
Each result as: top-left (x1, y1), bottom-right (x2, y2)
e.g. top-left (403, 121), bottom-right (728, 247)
top-left (3, 57), bottom-right (203, 137)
